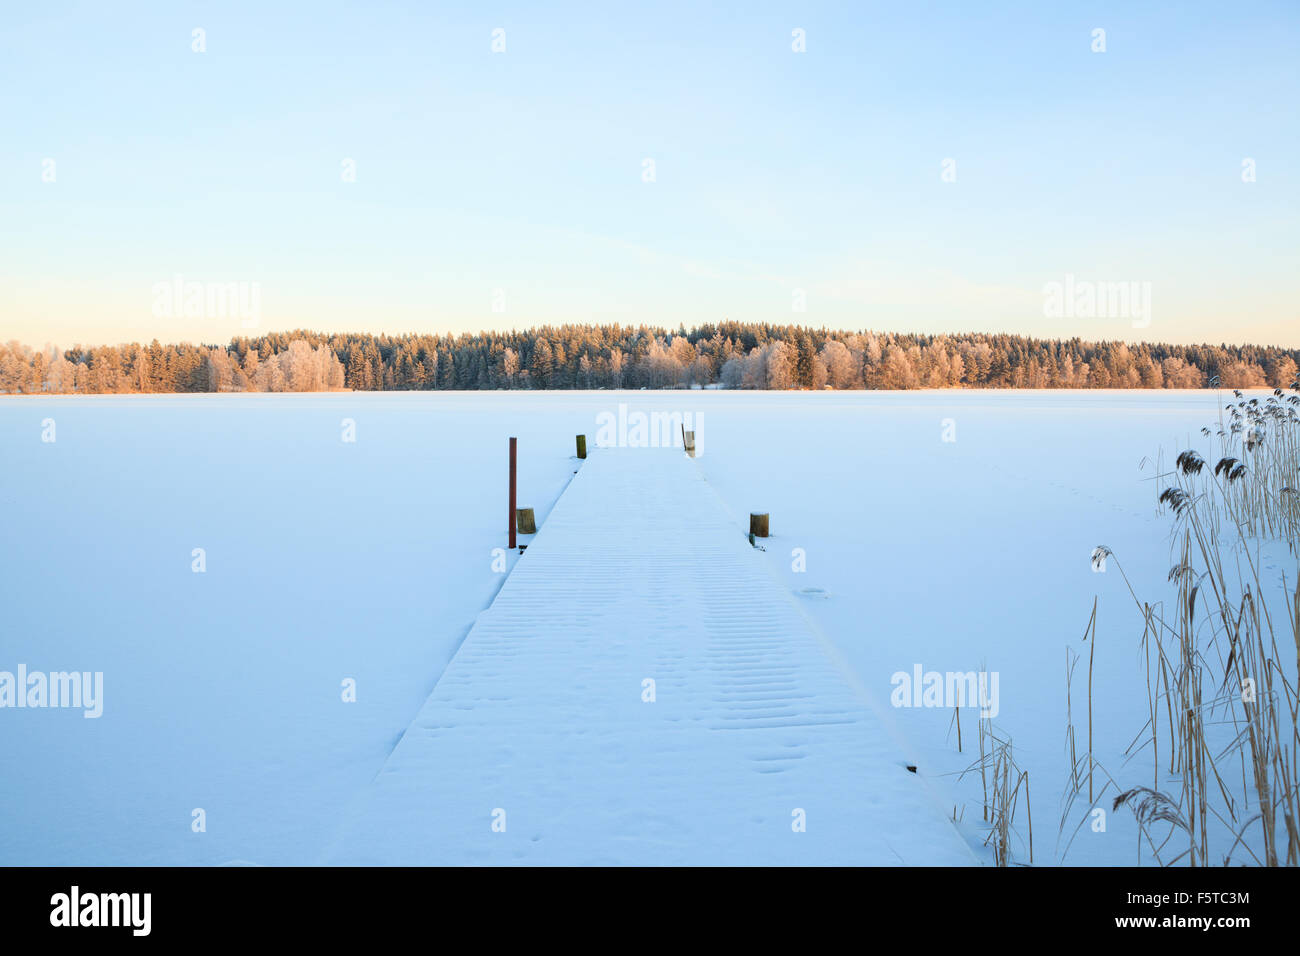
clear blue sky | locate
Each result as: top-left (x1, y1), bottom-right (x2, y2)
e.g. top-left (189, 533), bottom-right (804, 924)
top-left (2, 0), bottom-right (1297, 349)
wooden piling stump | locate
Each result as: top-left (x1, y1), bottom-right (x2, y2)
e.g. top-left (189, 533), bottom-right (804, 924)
top-left (508, 437), bottom-right (517, 550)
top-left (576, 434), bottom-right (587, 459)
top-left (749, 513), bottom-right (769, 537)
top-left (516, 507), bottom-right (537, 535)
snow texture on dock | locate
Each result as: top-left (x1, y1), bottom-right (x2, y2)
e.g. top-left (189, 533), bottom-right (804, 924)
top-left (326, 446), bottom-right (974, 865)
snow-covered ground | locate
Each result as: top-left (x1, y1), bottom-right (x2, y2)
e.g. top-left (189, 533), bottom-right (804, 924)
top-left (1, 390), bottom-right (1292, 865)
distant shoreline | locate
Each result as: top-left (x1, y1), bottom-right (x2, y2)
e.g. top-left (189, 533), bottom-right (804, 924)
top-left (3, 323), bottom-right (1297, 395)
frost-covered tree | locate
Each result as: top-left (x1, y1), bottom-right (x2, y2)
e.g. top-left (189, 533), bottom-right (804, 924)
top-left (764, 341), bottom-right (795, 390)
top-left (720, 355), bottom-right (745, 389)
top-left (819, 340), bottom-right (856, 390)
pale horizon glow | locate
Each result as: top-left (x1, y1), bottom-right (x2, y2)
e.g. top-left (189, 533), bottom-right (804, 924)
top-left (2, 1), bottom-right (1297, 350)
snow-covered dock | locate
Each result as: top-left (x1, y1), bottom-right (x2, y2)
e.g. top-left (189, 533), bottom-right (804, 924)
top-left (325, 446), bottom-right (973, 865)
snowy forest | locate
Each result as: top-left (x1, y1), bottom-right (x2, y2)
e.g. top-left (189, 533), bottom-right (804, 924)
top-left (2, 323), bottom-right (1298, 394)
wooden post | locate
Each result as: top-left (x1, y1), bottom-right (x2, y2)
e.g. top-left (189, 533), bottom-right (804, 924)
top-left (516, 507), bottom-right (537, 535)
top-left (683, 430), bottom-right (696, 457)
top-left (576, 434), bottom-right (587, 459)
top-left (508, 437), bottom-right (517, 550)
top-left (749, 513), bottom-right (769, 537)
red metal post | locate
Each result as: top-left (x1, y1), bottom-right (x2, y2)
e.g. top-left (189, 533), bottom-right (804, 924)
top-left (508, 437), bottom-right (517, 550)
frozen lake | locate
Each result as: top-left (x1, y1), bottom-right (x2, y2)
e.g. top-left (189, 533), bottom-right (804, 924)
top-left (1, 389), bottom-right (1291, 865)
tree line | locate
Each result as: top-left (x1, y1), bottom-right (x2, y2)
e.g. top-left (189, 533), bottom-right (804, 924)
top-left (2, 323), bottom-right (1297, 394)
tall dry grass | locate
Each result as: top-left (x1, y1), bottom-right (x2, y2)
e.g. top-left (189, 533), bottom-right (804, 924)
top-left (958, 716), bottom-right (1033, 866)
top-left (1064, 382), bottom-right (1300, 865)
